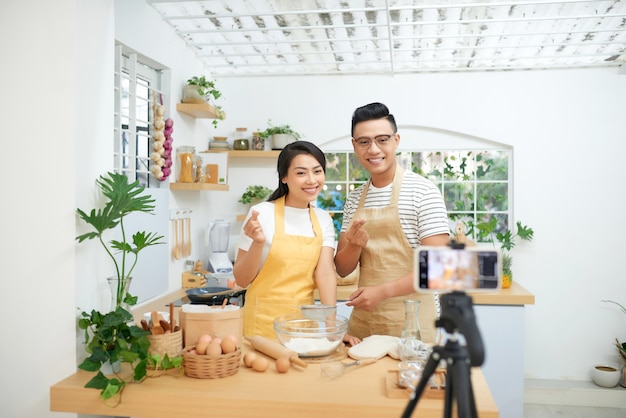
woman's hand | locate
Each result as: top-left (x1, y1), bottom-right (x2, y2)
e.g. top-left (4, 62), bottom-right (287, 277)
top-left (243, 210), bottom-right (265, 243)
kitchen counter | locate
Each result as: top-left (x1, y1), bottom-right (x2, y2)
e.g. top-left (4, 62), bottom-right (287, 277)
top-left (50, 346), bottom-right (498, 418)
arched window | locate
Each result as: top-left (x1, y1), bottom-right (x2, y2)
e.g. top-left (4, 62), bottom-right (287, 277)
top-left (318, 126), bottom-right (513, 242)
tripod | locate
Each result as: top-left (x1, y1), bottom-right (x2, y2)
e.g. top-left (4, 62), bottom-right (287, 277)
top-left (401, 291), bottom-right (485, 418)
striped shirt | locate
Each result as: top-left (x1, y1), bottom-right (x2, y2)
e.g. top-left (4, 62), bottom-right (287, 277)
top-left (340, 170), bottom-right (450, 247)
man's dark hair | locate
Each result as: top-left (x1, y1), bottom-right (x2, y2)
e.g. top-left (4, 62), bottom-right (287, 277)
top-left (351, 102), bottom-right (398, 136)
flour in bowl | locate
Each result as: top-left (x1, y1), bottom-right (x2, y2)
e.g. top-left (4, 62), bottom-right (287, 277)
top-left (284, 337), bottom-right (340, 356)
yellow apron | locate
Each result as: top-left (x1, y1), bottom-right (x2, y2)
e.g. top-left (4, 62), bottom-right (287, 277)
top-left (243, 196), bottom-right (323, 339)
top-left (347, 166), bottom-right (438, 344)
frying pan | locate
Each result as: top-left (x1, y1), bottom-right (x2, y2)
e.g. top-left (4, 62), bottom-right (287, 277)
top-left (185, 286), bottom-right (247, 305)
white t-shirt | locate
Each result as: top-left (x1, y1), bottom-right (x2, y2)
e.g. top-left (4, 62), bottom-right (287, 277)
top-left (237, 201), bottom-right (336, 265)
top-left (340, 169), bottom-right (450, 247)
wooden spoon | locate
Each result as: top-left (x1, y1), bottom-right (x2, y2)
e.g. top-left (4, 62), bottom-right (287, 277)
top-left (180, 218), bottom-right (186, 257)
top-left (169, 303), bottom-right (175, 332)
top-left (186, 217), bottom-right (192, 256)
top-left (172, 220), bottom-right (180, 260)
top-left (150, 311), bottom-right (164, 335)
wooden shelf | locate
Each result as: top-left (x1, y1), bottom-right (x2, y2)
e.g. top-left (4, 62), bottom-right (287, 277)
top-left (169, 182), bottom-right (229, 191)
top-left (228, 150), bottom-right (280, 158)
top-left (176, 103), bottom-right (225, 119)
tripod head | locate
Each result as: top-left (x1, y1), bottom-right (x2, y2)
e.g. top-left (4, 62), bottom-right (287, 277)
top-left (436, 291), bottom-right (484, 367)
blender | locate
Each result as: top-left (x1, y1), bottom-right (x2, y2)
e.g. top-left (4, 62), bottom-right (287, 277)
top-left (206, 219), bottom-right (233, 273)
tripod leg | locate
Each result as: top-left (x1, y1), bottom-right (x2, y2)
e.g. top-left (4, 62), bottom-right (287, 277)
top-left (401, 349), bottom-right (441, 418)
top-left (451, 357), bottom-right (478, 418)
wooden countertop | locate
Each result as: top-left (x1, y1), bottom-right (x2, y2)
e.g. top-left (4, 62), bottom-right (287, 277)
top-left (329, 281), bottom-right (534, 306)
top-left (50, 347), bottom-right (498, 418)
top-left (131, 281), bottom-right (534, 324)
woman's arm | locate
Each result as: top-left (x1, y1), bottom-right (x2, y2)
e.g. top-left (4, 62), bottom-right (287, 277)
top-left (233, 210), bottom-right (266, 287)
top-left (314, 246), bottom-right (337, 305)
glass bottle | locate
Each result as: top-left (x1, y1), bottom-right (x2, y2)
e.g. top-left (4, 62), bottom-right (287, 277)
top-left (399, 299), bottom-right (430, 362)
top-left (233, 127), bottom-right (249, 150)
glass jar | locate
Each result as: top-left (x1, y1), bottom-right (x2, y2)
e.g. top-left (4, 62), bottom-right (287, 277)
top-left (251, 131), bottom-right (265, 150)
top-left (176, 146), bottom-right (196, 183)
top-left (233, 127), bottom-right (249, 150)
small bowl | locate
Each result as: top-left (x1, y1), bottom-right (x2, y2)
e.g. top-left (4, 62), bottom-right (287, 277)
top-left (213, 136), bottom-right (228, 142)
top-left (591, 364), bottom-right (621, 388)
top-left (273, 313), bottom-right (348, 357)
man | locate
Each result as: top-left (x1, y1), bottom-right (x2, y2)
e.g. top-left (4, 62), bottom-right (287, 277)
top-left (336, 102), bottom-right (450, 344)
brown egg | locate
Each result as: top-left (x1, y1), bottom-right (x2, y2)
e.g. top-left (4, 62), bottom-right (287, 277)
top-left (223, 334), bottom-right (238, 345)
top-left (275, 357), bottom-right (290, 373)
top-left (252, 356), bottom-right (269, 372)
top-left (220, 337), bottom-right (237, 354)
top-left (206, 340), bottom-right (223, 356)
top-left (243, 352), bottom-right (257, 368)
top-left (195, 334), bottom-right (212, 355)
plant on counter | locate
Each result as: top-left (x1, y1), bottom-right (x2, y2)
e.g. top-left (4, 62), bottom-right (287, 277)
top-left (76, 172), bottom-right (164, 310)
top-left (601, 299), bottom-right (626, 361)
top-left (75, 172), bottom-right (173, 401)
top-left (78, 307), bottom-right (183, 402)
top-left (239, 184), bottom-right (273, 205)
top-left (471, 218), bottom-right (534, 288)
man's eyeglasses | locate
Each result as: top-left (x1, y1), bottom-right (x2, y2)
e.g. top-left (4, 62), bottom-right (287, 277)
top-left (353, 134), bottom-right (396, 149)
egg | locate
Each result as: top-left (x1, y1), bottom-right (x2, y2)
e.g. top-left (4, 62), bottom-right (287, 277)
top-left (220, 337), bottom-right (237, 354)
top-left (243, 352), bottom-right (257, 368)
top-left (195, 334), bottom-right (212, 355)
top-left (275, 357), bottom-right (290, 373)
top-left (252, 356), bottom-right (269, 372)
top-left (206, 340), bottom-right (223, 356)
top-left (223, 334), bottom-right (238, 345)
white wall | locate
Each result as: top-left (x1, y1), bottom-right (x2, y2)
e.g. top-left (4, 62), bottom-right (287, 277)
top-left (1, 0), bottom-right (624, 416)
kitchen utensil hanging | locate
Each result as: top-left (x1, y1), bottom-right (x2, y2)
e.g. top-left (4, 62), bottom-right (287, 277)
top-left (170, 209), bottom-right (192, 260)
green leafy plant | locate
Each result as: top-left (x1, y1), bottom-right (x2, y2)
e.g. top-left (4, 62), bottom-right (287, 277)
top-left (601, 300), bottom-right (626, 361)
top-left (76, 172), bottom-right (164, 309)
top-left (186, 76), bottom-right (224, 128)
top-left (78, 307), bottom-right (183, 402)
top-left (475, 218), bottom-right (534, 276)
top-left (261, 119), bottom-right (302, 140)
top-left (239, 185), bottom-right (272, 205)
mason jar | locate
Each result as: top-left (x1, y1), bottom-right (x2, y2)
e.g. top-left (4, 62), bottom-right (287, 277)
top-left (176, 146), bottom-right (196, 183)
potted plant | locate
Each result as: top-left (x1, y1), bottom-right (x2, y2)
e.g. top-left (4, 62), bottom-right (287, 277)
top-left (602, 300), bottom-right (626, 361)
top-left (182, 76), bottom-right (224, 128)
top-left (473, 218), bottom-right (534, 288)
top-left (239, 184), bottom-right (272, 205)
top-left (262, 119), bottom-right (302, 150)
top-left (75, 172), bottom-right (178, 401)
top-left (76, 172), bottom-right (165, 310)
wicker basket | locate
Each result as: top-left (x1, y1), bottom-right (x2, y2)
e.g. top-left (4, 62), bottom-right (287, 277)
top-left (183, 346), bottom-right (241, 379)
top-left (147, 328), bottom-right (183, 358)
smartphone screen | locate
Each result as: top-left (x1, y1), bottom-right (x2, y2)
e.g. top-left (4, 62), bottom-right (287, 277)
top-left (414, 247), bottom-right (501, 292)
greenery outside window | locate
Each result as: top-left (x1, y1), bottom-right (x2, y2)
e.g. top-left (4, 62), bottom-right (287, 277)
top-left (318, 149), bottom-right (512, 242)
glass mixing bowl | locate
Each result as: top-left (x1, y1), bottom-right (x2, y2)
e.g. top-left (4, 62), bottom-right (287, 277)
top-left (273, 313), bottom-right (348, 357)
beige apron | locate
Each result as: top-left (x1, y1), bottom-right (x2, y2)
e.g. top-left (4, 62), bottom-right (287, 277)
top-left (243, 196), bottom-right (323, 339)
top-left (347, 165), bottom-right (438, 344)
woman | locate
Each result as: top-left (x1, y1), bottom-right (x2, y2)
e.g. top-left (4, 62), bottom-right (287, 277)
top-left (234, 141), bottom-right (337, 338)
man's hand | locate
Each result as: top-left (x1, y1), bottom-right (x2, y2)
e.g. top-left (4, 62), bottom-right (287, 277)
top-left (348, 286), bottom-right (386, 311)
top-left (346, 219), bottom-right (369, 248)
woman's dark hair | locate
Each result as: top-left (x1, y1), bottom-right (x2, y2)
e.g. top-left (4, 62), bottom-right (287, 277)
top-left (351, 102), bottom-right (397, 137)
top-left (267, 140), bottom-right (326, 202)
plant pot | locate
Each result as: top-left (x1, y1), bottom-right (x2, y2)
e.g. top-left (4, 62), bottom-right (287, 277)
top-left (271, 134), bottom-right (296, 150)
top-left (100, 359), bottom-right (121, 376)
top-left (182, 85), bottom-right (206, 104)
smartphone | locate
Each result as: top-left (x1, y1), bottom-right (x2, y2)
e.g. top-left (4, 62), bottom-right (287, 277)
top-left (414, 246), bottom-right (501, 292)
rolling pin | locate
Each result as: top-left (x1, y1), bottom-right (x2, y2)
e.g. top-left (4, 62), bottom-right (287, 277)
top-left (246, 336), bottom-right (308, 368)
